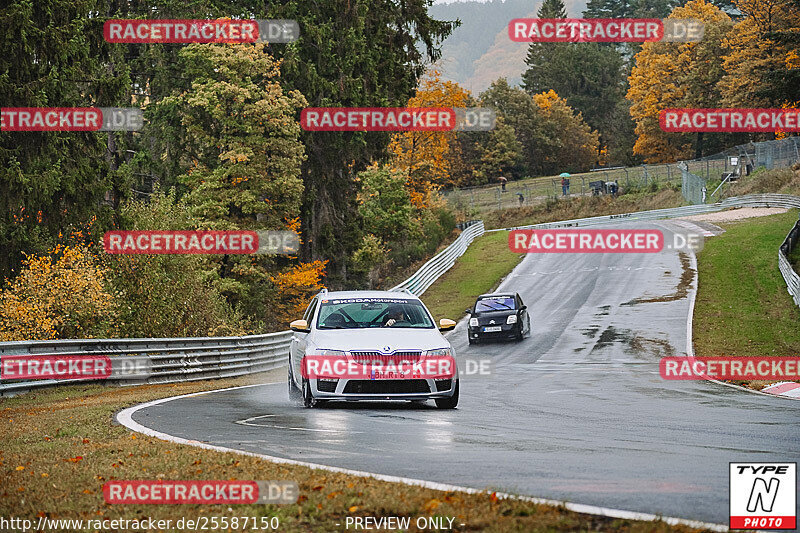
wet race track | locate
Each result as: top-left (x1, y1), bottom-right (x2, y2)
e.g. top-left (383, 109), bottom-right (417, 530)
top-left (128, 221), bottom-right (800, 527)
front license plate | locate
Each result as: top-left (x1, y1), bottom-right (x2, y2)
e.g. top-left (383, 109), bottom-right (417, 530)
top-left (483, 326), bottom-right (502, 332)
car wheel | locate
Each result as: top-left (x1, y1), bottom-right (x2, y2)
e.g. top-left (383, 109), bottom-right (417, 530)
top-left (302, 378), bottom-right (317, 408)
top-left (435, 380), bottom-right (459, 409)
top-left (288, 358), bottom-right (301, 401)
top-left (515, 324), bottom-right (523, 341)
top-left (468, 336), bottom-right (477, 345)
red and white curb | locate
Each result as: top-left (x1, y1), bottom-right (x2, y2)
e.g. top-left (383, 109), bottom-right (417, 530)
top-left (762, 381), bottom-right (800, 399)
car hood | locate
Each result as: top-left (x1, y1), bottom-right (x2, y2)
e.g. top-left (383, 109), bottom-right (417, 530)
top-left (310, 328), bottom-right (450, 352)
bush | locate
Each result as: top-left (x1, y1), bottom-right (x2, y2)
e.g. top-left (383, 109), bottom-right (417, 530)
top-left (106, 188), bottom-right (247, 338)
top-left (0, 245), bottom-right (119, 341)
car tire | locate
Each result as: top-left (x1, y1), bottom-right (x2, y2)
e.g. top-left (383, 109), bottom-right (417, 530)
top-left (288, 357), bottom-right (301, 401)
top-left (302, 378), bottom-right (317, 408)
top-left (515, 324), bottom-right (523, 341)
top-left (468, 336), bottom-right (478, 345)
top-left (435, 380), bottom-right (459, 409)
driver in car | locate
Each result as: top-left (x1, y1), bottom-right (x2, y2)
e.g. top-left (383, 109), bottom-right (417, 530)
top-left (383, 306), bottom-right (407, 327)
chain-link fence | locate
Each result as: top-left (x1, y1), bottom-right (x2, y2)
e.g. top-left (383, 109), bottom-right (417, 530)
top-left (680, 137), bottom-right (800, 204)
top-left (441, 136), bottom-right (800, 215)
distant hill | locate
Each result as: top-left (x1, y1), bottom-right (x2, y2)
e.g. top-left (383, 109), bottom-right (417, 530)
top-left (430, 0), bottom-right (589, 96)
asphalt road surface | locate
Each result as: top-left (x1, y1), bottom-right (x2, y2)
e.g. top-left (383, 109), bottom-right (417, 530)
top-left (129, 221), bottom-right (800, 527)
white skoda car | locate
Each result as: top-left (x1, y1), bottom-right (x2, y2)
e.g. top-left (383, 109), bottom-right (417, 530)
top-left (287, 289), bottom-right (459, 408)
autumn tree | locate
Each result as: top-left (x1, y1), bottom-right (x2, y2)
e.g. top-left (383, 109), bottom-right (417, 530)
top-left (473, 117), bottom-right (524, 183)
top-left (351, 164), bottom-right (454, 286)
top-left (479, 80), bottom-right (599, 175)
top-left (388, 71), bottom-right (470, 206)
top-left (719, 0), bottom-right (800, 108)
top-left (532, 90), bottom-right (600, 174)
top-left (480, 78), bottom-right (544, 177)
top-left (627, 0), bottom-right (733, 162)
top-left (0, 245), bottom-right (119, 341)
top-left (149, 43), bottom-right (307, 230)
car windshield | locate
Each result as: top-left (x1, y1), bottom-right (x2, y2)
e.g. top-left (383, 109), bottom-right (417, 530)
top-left (475, 296), bottom-right (516, 312)
top-left (316, 297), bottom-right (435, 329)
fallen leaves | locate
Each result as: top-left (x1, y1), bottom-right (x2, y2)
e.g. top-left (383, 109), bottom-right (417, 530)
top-left (15, 466), bottom-right (25, 471)
top-left (65, 456), bottom-right (83, 463)
top-left (423, 498), bottom-right (440, 513)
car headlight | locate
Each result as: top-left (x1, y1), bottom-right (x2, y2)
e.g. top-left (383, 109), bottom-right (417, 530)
top-left (469, 318), bottom-right (479, 327)
top-left (316, 349), bottom-right (346, 356)
top-left (506, 315), bottom-right (517, 324)
top-left (425, 348), bottom-right (451, 357)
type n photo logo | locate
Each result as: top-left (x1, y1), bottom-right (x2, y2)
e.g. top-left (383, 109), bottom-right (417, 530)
top-left (730, 463), bottom-right (796, 530)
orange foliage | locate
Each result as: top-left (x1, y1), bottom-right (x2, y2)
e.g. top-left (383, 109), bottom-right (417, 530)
top-left (0, 245), bottom-right (119, 341)
top-left (270, 260), bottom-right (327, 325)
top-left (389, 70), bottom-right (470, 207)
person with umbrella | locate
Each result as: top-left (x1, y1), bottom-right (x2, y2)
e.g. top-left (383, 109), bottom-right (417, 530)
top-left (498, 176), bottom-right (508, 192)
top-left (560, 172), bottom-right (571, 196)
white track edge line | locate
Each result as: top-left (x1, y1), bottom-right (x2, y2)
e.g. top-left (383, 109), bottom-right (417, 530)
top-left (116, 385), bottom-right (728, 532)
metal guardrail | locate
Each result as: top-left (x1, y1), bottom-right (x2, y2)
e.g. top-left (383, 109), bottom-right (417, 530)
top-left (390, 220), bottom-right (485, 296)
top-left (0, 222), bottom-right (486, 397)
top-left (0, 332), bottom-right (293, 396)
top-left (779, 219), bottom-right (800, 307)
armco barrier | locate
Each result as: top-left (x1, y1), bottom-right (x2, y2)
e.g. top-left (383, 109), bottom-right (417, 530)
top-left (779, 219), bottom-right (800, 307)
top-left (390, 220), bottom-right (485, 295)
top-left (0, 332), bottom-right (292, 396)
top-left (0, 222), bottom-right (485, 396)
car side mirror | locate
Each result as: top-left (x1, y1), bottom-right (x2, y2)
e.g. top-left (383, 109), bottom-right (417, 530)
top-left (465, 309), bottom-right (471, 314)
top-left (438, 318), bottom-right (456, 332)
top-left (520, 305), bottom-right (527, 311)
top-left (290, 319), bottom-right (310, 333)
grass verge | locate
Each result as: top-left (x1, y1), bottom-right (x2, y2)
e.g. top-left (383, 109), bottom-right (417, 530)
top-left (0, 374), bottom-right (707, 532)
top-left (422, 230), bottom-right (521, 321)
top-left (726, 165), bottom-right (800, 197)
top-left (483, 186), bottom-right (683, 230)
top-left (693, 209), bottom-right (800, 389)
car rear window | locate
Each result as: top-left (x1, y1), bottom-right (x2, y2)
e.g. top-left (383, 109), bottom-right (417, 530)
top-left (475, 296), bottom-right (516, 312)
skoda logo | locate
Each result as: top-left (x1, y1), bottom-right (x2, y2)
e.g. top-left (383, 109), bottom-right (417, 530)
top-left (383, 346), bottom-right (391, 352)
top-left (489, 320), bottom-right (495, 324)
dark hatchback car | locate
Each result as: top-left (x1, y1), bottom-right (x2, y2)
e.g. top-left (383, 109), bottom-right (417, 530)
top-left (466, 293), bottom-right (530, 343)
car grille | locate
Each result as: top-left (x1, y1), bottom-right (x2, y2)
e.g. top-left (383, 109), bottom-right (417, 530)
top-left (434, 379), bottom-right (452, 392)
top-left (343, 379), bottom-right (431, 394)
top-left (350, 351), bottom-right (423, 365)
top-left (317, 380), bottom-right (337, 393)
